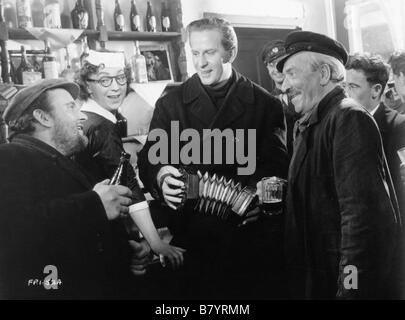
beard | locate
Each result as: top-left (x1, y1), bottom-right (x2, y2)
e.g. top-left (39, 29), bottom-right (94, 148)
top-left (52, 121), bottom-right (88, 157)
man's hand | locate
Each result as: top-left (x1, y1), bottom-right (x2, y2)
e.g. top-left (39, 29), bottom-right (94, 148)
top-left (156, 166), bottom-right (185, 210)
top-left (128, 239), bottom-right (154, 276)
top-left (93, 179), bottom-right (132, 220)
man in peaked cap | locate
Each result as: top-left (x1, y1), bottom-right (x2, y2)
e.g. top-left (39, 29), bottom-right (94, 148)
top-left (262, 40), bottom-right (299, 158)
top-left (277, 31), bottom-right (401, 299)
top-left (0, 79), bottom-right (137, 299)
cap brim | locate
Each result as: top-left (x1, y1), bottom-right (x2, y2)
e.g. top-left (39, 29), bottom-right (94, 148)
top-left (276, 51), bottom-right (298, 73)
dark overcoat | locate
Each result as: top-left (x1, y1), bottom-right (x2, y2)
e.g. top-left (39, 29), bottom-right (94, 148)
top-left (0, 135), bottom-right (131, 299)
top-left (285, 86), bottom-right (401, 299)
top-left (138, 70), bottom-right (289, 298)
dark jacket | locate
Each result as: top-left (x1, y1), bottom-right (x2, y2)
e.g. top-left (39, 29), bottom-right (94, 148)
top-left (373, 103), bottom-right (405, 220)
top-left (138, 70), bottom-right (289, 299)
top-left (0, 135), bottom-right (128, 299)
top-left (285, 86), bottom-right (401, 299)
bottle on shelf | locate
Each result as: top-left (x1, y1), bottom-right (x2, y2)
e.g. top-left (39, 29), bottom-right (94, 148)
top-left (114, 0), bottom-right (125, 32)
top-left (16, 0), bottom-right (33, 28)
top-left (130, 0), bottom-right (141, 32)
top-left (146, 1), bottom-right (156, 32)
top-left (60, 47), bottom-right (75, 82)
top-left (16, 46), bottom-right (41, 85)
top-left (42, 41), bottom-right (59, 79)
top-left (43, 0), bottom-right (61, 29)
top-left (95, 0), bottom-right (105, 30)
top-left (3, 0), bottom-right (17, 29)
top-left (31, 0), bottom-right (44, 27)
top-left (71, 0), bottom-right (89, 30)
top-left (131, 41), bottom-right (148, 84)
top-left (161, 1), bottom-right (170, 32)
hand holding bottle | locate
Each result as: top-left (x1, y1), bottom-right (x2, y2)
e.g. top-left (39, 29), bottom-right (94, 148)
top-left (93, 179), bottom-right (132, 220)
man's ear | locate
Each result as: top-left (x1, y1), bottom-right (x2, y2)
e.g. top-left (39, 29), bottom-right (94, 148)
top-left (319, 64), bottom-right (332, 86)
top-left (371, 83), bottom-right (383, 99)
top-left (224, 47), bottom-right (237, 64)
top-left (32, 109), bottom-right (53, 128)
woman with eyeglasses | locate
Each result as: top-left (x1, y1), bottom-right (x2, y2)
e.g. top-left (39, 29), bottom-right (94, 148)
top-left (74, 51), bottom-right (185, 297)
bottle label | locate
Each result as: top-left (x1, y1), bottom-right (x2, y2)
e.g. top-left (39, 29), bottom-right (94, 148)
top-left (132, 15), bottom-right (141, 29)
top-left (162, 17), bottom-right (170, 30)
top-left (17, 0), bottom-right (33, 28)
top-left (78, 11), bottom-right (89, 29)
top-left (149, 16), bottom-right (156, 30)
top-left (44, 61), bottom-right (59, 79)
top-left (116, 14), bottom-right (125, 28)
top-left (44, 4), bottom-right (62, 28)
top-left (22, 71), bottom-right (42, 85)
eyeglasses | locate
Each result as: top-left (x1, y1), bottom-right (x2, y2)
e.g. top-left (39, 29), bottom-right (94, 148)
top-left (87, 74), bottom-right (127, 87)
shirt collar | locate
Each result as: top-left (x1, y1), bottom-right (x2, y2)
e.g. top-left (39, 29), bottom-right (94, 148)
top-left (80, 98), bottom-right (117, 124)
top-left (369, 103), bottom-right (381, 116)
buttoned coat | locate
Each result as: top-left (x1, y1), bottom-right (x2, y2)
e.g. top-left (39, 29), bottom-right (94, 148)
top-left (0, 135), bottom-right (131, 299)
top-left (138, 70), bottom-right (289, 298)
top-left (285, 87), bottom-right (401, 299)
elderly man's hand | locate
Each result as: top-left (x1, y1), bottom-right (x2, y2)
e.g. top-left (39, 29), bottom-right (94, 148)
top-left (129, 239), bottom-right (154, 276)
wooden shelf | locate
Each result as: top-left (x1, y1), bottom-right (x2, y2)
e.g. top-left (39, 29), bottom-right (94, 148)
top-left (7, 28), bottom-right (181, 42)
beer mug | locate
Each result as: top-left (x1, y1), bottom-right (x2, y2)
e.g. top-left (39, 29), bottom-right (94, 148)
top-left (261, 177), bottom-right (287, 216)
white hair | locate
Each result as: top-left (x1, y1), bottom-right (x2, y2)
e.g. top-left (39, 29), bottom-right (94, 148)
top-left (305, 51), bottom-right (346, 83)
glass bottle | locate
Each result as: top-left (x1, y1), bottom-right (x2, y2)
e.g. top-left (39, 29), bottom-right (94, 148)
top-left (130, 0), bottom-right (141, 32)
top-left (161, 1), bottom-right (170, 32)
top-left (95, 0), bottom-right (105, 30)
top-left (132, 41), bottom-right (148, 83)
top-left (31, 0), bottom-right (44, 27)
top-left (16, 46), bottom-right (36, 85)
top-left (146, 1), bottom-right (156, 32)
top-left (114, 0), bottom-right (124, 32)
top-left (42, 41), bottom-right (58, 79)
top-left (71, 0), bottom-right (88, 29)
top-left (43, 0), bottom-right (61, 29)
top-left (16, 0), bottom-right (33, 28)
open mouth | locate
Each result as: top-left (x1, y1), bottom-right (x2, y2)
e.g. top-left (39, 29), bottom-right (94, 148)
top-left (107, 94), bottom-right (121, 100)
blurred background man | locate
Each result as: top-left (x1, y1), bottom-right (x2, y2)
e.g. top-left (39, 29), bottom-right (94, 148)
top-left (262, 40), bottom-right (299, 158)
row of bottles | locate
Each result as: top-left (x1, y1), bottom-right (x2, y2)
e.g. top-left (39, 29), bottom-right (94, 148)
top-left (3, 37), bottom-right (150, 85)
top-left (11, 41), bottom-right (59, 85)
top-left (115, 0), bottom-right (170, 32)
top-left (7, 0), bottom-right (171, 32)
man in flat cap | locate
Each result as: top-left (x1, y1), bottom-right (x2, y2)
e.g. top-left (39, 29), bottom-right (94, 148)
top-left (0, 79), bottom-right (137, 299)
top-left (262, 40), bottom-right (299, 157)
top-left (277, 31), bottom-right (401, 299)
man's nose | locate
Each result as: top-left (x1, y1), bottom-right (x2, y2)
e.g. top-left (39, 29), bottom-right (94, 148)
top-left (198, 55), bottom-right (208, 68)
top-left (281, 76), bottom-right (291, 93)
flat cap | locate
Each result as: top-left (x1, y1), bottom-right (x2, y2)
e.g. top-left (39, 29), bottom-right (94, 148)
top-left (3, 79), bottom-right (80, 127)
top-left (261, 40), bottom-right (286, 65)
top-left (276, 30), bottom-right (348, 72)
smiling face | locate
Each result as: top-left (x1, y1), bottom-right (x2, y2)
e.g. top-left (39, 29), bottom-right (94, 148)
top-left (47, 88), bottom-right (88, 156)
top-left (267, 58), bottom-right (285, 86)
top-left (87, 67), bottom-right (128, 113)
top-left (281, 52), bottom-right (324, 115)
top-left (189, 29), bottom-right (233, 86)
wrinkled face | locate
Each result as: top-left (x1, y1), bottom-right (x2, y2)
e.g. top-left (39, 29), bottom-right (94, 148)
top-left (393, 72), bottom-right (405, 99)
top-left (190, 29), bottom-right (232, 86)
top-left (281, 53), bottom-right (324, 115)
top-left (87, 67), bottom-right (127, 113)
top-left (345, 69), bottom-right (378, 111)
top-left (47, 89), bottom-right (88, 156)
top-left (267, 58), bottom-right (285, 85)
